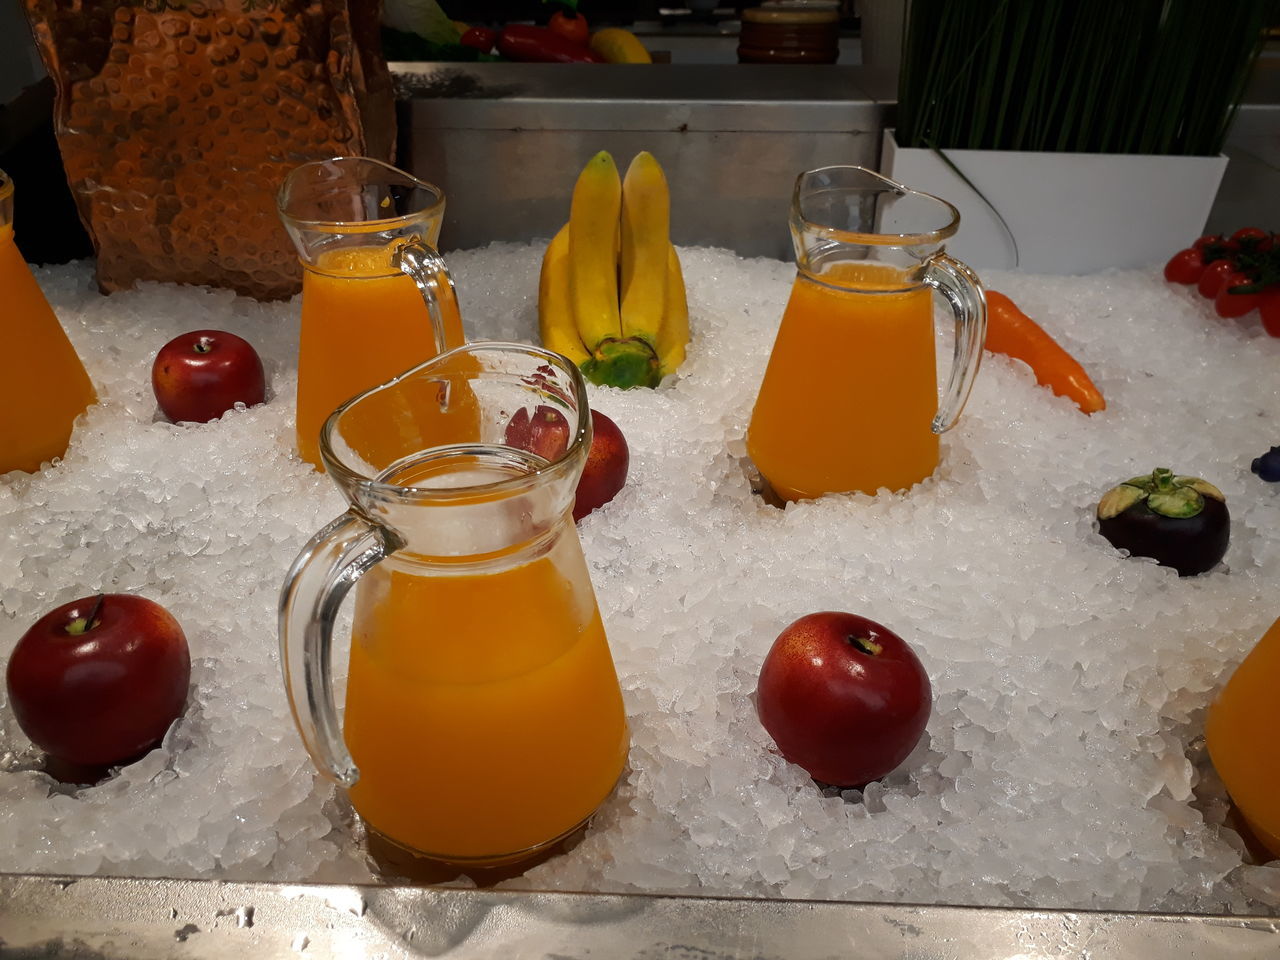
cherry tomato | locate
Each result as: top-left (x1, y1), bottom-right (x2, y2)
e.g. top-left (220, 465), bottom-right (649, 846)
top-left (1197, 258), bottom-right (1238, 299)
top-left (1260, 288), bottom-right (1280, 338)
top-left (1164, 247), bottom-right (1205, 284)
top-left (1214, 270), bottom-right (1261, 318)
top-left (1194, 233), bottom-right (1224, 252)
top-left (1231, 227), bottom-right (1271, 248)
top-left (548, 10), bottom-right (590, 46)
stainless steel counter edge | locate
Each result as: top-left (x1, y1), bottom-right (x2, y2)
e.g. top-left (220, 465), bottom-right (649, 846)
top-left (2, 872), bottom-right (1278, 959)
top-left (390, 63), bottom-right (894, 132)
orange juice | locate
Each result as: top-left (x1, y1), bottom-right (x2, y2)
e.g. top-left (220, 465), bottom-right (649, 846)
top-left (1206, 615), bottom-right (1280, 859)
top-left (0, 221), bottom-right (97, 474)
top-left (343, 516), bottom-right (628, 862)
top-left (329, 345), bottom-right (483, 474)
top-left (295, 243), bottom-right (465, 468)
top-left (747, 264), bottom-right (938, 500)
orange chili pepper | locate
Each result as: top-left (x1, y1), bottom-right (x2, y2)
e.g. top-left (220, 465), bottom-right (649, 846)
top-left (984, 290), bottom-right (1106, 414)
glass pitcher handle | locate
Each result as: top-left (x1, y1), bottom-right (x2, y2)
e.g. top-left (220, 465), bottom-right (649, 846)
top-left (278, 512), bottom-right (396, 787)
top-left (924, 252), bottom-right (988, 434)
top-left (395, 239), bottom-right (460, 356)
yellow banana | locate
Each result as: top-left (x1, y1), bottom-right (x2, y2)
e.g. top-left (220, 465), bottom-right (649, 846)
top-left (539, 150), bottom-right (687, 388)
top-left (620, 151), bottom-right (670, 351)
top-left (589, 28), bottom-right (652, 64)
top-left (568, 150), bottom-right (622, 350)
top-left (656, 244), bottom-right (688, 378)
top-left (538, 224), bottom-right (590, 366)
top-left (568, 151), bottom-right (659, 389)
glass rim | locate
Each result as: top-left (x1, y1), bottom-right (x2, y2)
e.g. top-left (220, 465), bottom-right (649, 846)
top-left (793, 164), bottom-right (962, 246)
top-left (319, 341), bottom-right (592, 502)
top-left (277, 156), bottom-right (445, 232)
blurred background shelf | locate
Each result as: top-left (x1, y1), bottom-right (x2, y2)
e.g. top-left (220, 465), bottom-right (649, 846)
top-left (1, 3), bottom-right (1276, 265)
top-left (393, 62), bottom-right (889, 259)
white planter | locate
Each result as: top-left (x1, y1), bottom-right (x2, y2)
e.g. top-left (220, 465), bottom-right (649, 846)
top-left (881, 131), bottom-right (1228, 275)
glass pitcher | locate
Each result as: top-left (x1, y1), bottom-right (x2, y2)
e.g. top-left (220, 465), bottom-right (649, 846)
top-left (278, 157), bottom-right (466, 469)
top-left (279, 342), bottom-right (629, 867)
top-left (746, 165), bottom-right (987, 501)
top-left (0, 169), bottom-right (97, 474)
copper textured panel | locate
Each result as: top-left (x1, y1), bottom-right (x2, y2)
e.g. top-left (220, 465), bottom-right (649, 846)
top-left (23, 1), bottom-right (395, 301)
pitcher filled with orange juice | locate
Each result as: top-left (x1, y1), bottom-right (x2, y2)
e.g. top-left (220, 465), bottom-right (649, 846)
top-left (279, 342), bottom-right (629, 869)
top-left (0, 169), bottom-right (97, 474)
top-left (747, 166), bottom-right (986, 500)
top-left (278, 157), bottom-right (466, 468)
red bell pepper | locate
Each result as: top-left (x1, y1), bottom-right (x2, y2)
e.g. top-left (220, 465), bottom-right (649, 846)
top-left (460, 26), bottom-right (498, 54)
top-left (497, 24), bottom-right (603, 63)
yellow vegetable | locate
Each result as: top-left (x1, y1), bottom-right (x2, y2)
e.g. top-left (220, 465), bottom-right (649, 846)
top-left (538, 224), bottom-right (590, 366)
top-left (620, 151), bottom-right (671, 350)
top-left (656, 244), bottom-right (689, 378)
top-left (538, 150), bottom-right (687, 389)
top-left (567, 151), bottom-right (623, 353)
top-left (589, 28), bottom-right (652, 64)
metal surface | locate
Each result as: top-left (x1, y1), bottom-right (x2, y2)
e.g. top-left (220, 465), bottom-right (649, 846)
top-left (1206, 102), bottom-right (1280, 236)
top-left (395, 64), bottom-right (892, 258)
top-left (394, 57), bottom-right (1278, 260)
top-left (2, 873), bottom-right (1279, 959)
top-left (393, 63), bottom-right (890, 130)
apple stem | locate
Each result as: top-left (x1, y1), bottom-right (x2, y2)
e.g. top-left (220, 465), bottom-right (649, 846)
top-left (194, 337), bottom-right (213, 354)
top-left (67, 593), bottom-right (106, 636)
top-left (847, 634), bottom-right (882, 656)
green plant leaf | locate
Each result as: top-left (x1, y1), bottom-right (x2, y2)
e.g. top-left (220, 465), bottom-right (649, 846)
top-left (924, 139), bottom-right (1020, 268)
top-left (384, 0), bottom-right (462, 44)
top-left (896, 0), bottom-right (1274, 157)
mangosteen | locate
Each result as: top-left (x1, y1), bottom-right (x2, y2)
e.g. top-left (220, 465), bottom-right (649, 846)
top-left (1096, 467), bottom-right (1229, 577)
top-left (1252, 446), bottom-right (1280, 483)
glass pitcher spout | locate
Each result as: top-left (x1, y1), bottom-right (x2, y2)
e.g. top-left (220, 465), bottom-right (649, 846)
top-left (790, 165), bottom-right (963, 283)
top-left (278, 156), bottom-right (447, 263)
top-left (318, 342), bottom-right (591, 545)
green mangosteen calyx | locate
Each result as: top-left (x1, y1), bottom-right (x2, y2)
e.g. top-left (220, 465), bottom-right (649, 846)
top-left (1097, 467), bottom-right (1224, 521)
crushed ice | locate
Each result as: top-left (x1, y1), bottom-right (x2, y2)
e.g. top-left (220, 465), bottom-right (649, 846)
top-left (1, 243), bottom-right (1279, 914)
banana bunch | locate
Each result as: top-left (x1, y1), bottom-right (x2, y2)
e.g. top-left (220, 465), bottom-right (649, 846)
top-left (540, 151), bottom-right (688, 389)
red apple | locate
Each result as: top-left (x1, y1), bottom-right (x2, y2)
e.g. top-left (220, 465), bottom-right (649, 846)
top-left (152, 329), bottom-right (266, 423)
top-left (504, 407), bottom-right (630, 521)
top-left (756, 612), bottom-right (931, 787)
top-left (6, 593), bottom-right (191, 767)
top-left (574, 410), bottom-right (629, 521)
top-left (503, 404), bottom-right (570, 463)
